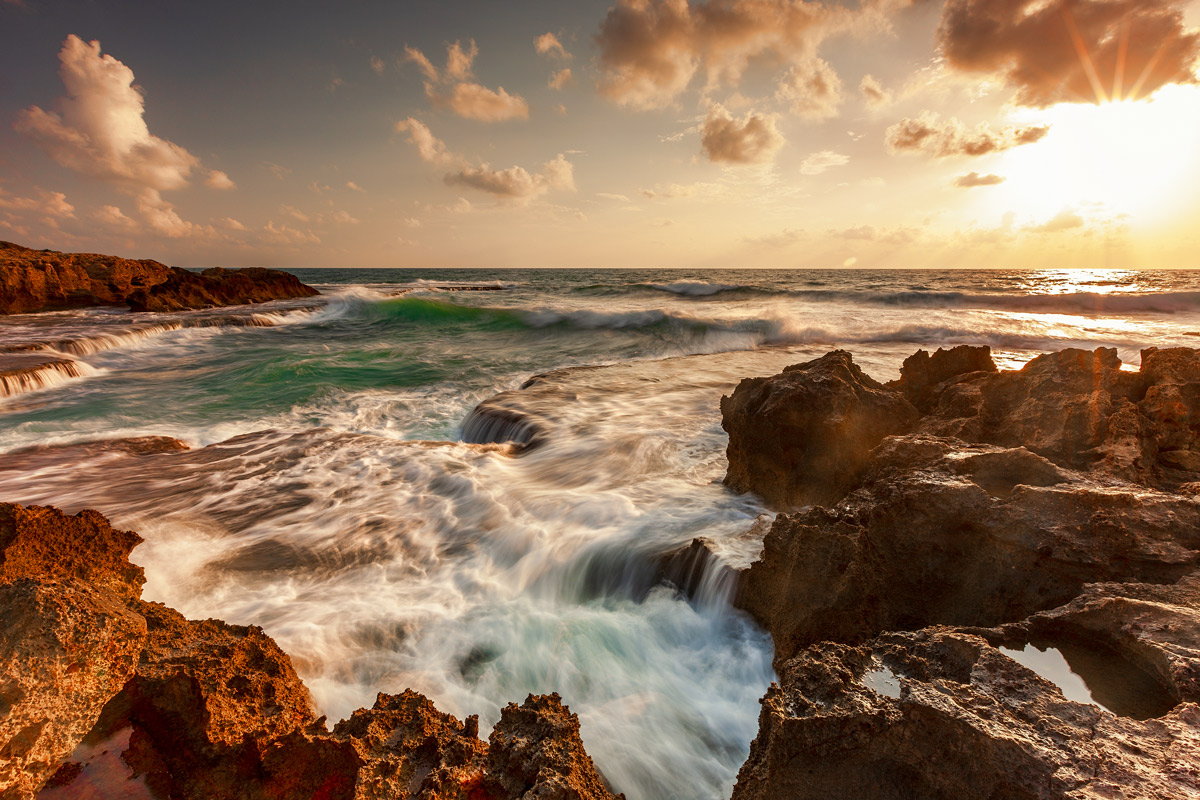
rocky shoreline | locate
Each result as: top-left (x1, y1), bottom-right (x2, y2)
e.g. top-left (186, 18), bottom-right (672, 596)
top-left (3, 344), bottom-right (1200, 798)
top-left (0, 241), bottom-right (317, 315)
top-left (723, 346), bottom-right (1200, 799)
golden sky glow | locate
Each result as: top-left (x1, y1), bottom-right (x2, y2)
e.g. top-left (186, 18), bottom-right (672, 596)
top-left (1, 0), bottom-right (1199, 268)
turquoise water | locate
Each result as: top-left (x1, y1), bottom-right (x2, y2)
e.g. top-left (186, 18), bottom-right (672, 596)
top-left (2, 267), bottom-right (1200, 799)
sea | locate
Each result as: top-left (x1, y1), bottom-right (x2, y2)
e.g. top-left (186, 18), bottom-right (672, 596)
top-left (2, 267), bottom-right (1200, 800)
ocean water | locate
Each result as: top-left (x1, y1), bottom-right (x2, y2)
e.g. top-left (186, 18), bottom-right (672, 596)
top-left (2, 267), bottom-right (1200, 799)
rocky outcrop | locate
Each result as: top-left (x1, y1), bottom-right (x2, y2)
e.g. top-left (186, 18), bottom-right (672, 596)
top-left (0, 503), bottom-right (618, 800)
top-left (125, 267), bottom-right (318, 313)
top-left (726, 346), bottom-right (1200, 800)
top-left (0, 241), bottom-right (317, 314)
top-left (731, 628), bottom-right (1200, 800)
top-left (721, 350), bottom-right (919, 509)
top-left (736, 435), bottom-right (1200, 663)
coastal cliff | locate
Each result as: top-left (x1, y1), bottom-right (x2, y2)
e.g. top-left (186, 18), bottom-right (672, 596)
top-left (723, 346), bottom-right (1200, 799)
top-left (0, 503), bottom-right (621, 800)
top-left (0, 241), bottom-right (317, 314)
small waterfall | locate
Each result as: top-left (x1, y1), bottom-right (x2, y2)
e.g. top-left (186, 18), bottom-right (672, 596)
top-left (460, 402), bottom-right (545, 450)
top-left (0, 359), bottom-right (98, 399)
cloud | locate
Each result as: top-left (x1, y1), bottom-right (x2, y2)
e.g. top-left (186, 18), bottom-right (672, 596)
top-left (332, 210), bottom-right (360, 224)
top-left (535, 33), bottom-right (572, 60)
top-left (346, 180), bottom-right (365, 192)
top-left (799, 149), bottom-right (849, 175)
top-left (219, 217), bottom-right (247, 231)
top-left (835, 224), bottom-right (918, 244)
top-left (938, 0), bottom-right (1200, 107)
top-left (596, 192), bottom-right (633, 202)
top-left (776, 58), bottom-right (843, 119)
top-left (205, 170), bottom-right (236, 190)
top-left (860, 73), bottom-right (891, 107)
top-left (0, 187), bottom-right (75, 218)
top-left (549, 68), bottom-right (574, 91)
top-left (262, 161), bottom-right (290, 180)
top-left (430, 82), bottom-right (529, 122)
top-left (594, 0), bottom-right (898, 110)
top-left (395, 118), bottom-right (465, 167)
top-left (405, 40), bottom-right (529, 122)
top-left (279, 204), bottom-right (309, 222)
top-left (954, 171), bottom-right (1005, 187)
top-left (1030, 208), bottom-right (1085, 233)
top-left (264, 220), bottom-right (320, 245)
top-left (95, 204), bottom-right (134, 228)
top-left (885, 113), bottom-right (1050, 157)
top-left (700, 104), bottom-right (784, 164)
top-left (17, 35), bottom-right (201, 193)
top-left (444, 153), bottom-right (576, 202)
top-left (136, 189), bottom-right (214, 238)
top-left (369, 56), bottom-right (385, 75)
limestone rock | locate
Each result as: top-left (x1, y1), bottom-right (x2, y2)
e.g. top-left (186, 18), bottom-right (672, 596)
top-left (737, 435), bottom-right (1200, 665)
top-left (0, 503), bottom-right (145, 603)
top-left (721, 350), bottom-right (918, 509)
top-left (0, 580), bottom-right (145, 800)
top-left (125, 267), bottom-right (318, 313)
top-left (731, 628), bottom-right (1200, 800)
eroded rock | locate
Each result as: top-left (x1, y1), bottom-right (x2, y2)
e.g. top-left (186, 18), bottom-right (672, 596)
top-left (721, 350), bottom-right (919, 509)
top-left (732, 628), bottom-right (1200, 800)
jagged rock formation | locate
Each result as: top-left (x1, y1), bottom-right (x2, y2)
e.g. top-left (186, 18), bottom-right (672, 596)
top-left (721, 350), bottom-right (919, 509)
top-left (725, 346), bottom-right (1200, 800)
top-left (0, 241), bottom-right (317, 314)
top-left (0, 503), bottom-right (620, 800)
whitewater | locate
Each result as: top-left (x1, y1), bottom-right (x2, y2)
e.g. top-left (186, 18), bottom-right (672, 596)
top-left (2, 267), bottom-right (1200, 800)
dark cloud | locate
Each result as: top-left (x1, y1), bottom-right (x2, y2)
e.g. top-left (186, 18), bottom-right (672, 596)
top-left (594, 0), bottom-right (904, 109)
top-left (954, 171), bottom-right (1006, 187)
top-left (886, 113), bottom-right (1049, 157)
top-left (700, 104), bottom-right (785, 163)
top-left (938, 0), bottom-right (1200, 107)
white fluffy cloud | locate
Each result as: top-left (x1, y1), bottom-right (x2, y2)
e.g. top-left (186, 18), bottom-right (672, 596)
top-left (445, 153), bottom-right (576, 202)
top-left (776, 58), bottom-right (843, 120)
top-left (18, 35), bottom-right (201, 192)
top-left (405, 40), bottom-right (529, 122)
top-left (395, 118), bottom-right (465, 167)
top-left (535, 33), bottom-right (572, 60)
top-left (859, 74), bottom-right (891, 107)
top-left (700, 104), bottom-right (785, 164)
top-left (0, 187), bottom-right (76, 218)
top-left (17, 35), bottom-right (230, 239)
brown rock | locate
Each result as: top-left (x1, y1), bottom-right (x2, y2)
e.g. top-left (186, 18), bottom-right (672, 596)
top-left (0, 503), bottom-right (144, 604)
top-left (720, 350), bottom-right (919, 509)
top-left (0, 580), bottom-right (146, 800)
top-left (737, 435), bottom-right (1200, 665)
top-left (0, 241), bottom-right (318, 315)
top-left (0, 241), bottom-right (173, 314)
top-left (484, 693), bottom-right (621, 800)
top-left (887, 344), bottom-right (997, 413)
top-left (126, 267), bottom-right (318, 313)
top-left (731, 628), bottom-right (1200, 800)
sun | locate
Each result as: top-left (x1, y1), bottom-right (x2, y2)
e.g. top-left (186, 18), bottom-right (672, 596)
top-left (987, 83), bottom-right (1200, 227)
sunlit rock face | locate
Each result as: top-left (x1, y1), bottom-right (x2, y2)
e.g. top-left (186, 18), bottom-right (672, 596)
top-left (726, 346), bottom-right (1200, 800)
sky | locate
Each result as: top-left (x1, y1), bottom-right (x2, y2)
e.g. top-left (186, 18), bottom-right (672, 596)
top-left (1, 0), bottom-right (1199, 269)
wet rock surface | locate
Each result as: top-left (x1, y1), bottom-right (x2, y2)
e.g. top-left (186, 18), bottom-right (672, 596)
top-left (0, 241), bottom-right (317, 314)
top-left (727, 346), bottom-right (1200, 800)
top-left (0, 503), bottom-right (619, 800)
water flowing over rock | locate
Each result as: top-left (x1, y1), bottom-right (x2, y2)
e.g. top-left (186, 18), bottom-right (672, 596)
top-left (720, 350), bottom-right (919, 509)
top-left (0, 241), bottom-right (317, 314)
top-left (0, 502), bottom-right (619, 799)
top-left (725, 346), bottom-right (1200, 800)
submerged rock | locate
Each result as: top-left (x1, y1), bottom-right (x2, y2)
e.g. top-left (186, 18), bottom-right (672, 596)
top-left (721, 350), bottom-right (918, 509)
